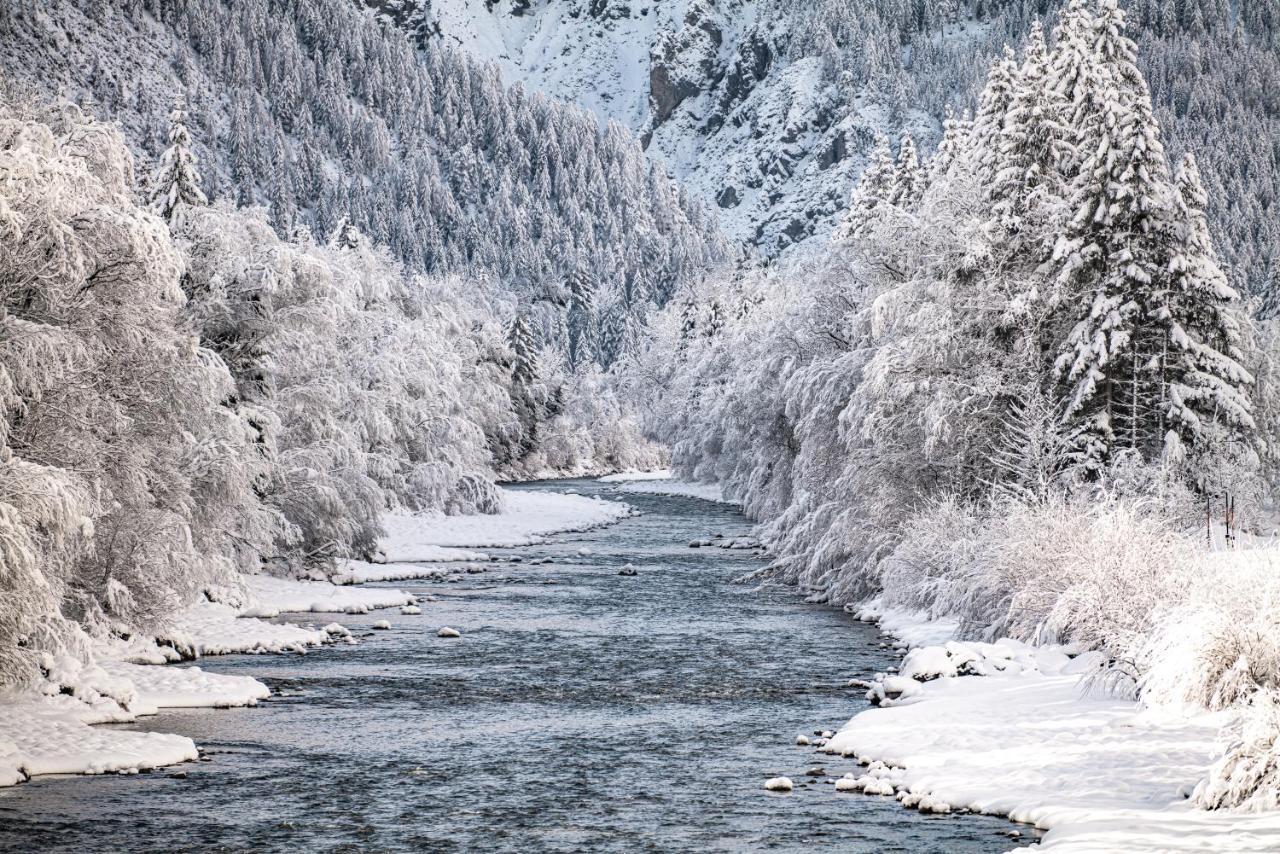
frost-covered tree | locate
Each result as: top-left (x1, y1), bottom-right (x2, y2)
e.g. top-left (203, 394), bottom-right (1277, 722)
top-left (149, 94), bottom-right (207, 226)
top-left (834, 135), bottom-right (895, 241)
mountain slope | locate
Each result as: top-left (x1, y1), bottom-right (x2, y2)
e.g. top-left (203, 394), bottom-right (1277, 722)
top-left (390, 0), bottom-right (1279, 294)
top-left (0, 0), bottom-right (724, 355)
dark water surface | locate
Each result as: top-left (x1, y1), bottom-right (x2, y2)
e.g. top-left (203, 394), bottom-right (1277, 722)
top-left (0, 480), bottom-right (1027, 853)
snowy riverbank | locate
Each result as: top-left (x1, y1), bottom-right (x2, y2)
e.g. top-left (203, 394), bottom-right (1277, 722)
top-left (825, 603), bottom-right (1280, 852)
top-left (0, 487), bottom-right (634, 788)
top-left (601, 473), bottom-right (737, 504)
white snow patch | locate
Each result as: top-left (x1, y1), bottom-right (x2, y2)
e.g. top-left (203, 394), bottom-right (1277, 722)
top-left (612, 479), bottom-right (736, 504)
top-left (597, 469), bottom-right (673, 482)
top-left (826, 633), bottom-right (1280, 851)
top-left (764, 776), bottom-right (794, 792)
top-left (380, 487), bottom-right (632, 556)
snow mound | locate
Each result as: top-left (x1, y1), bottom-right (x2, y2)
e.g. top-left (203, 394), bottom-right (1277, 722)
top-left (380, 488), bottom-right (632, 556)
top-left (613, 480), bottom-right (735, 504)
top-left (0, 698), bottom-right (198, 787)
top-left (597, 470), bottom-right (673, 482)
top-left (437, 627), bottom-right (461, 638)
top-left (763, 776), bottom-right (793, 792)
top-left (100, 662), bottom-right (269, 711)
top-left (335, 557), bottom-right (482, 584)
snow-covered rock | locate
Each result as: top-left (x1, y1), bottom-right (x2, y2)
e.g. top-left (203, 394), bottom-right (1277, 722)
top-left (763, 776), bottom-right (793, 792)
top-left (437, 627), bottom-right (462, 638)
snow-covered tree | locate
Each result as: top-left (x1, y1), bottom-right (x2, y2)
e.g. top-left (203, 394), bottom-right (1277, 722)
top-left (149, 94), bottom-right (207, 226)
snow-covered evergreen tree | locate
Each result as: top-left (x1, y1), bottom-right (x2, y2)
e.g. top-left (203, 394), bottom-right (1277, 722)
top-left (834, 135), bottom-right (895, 241)
top-left (149, 94), bottom-right (207, 226)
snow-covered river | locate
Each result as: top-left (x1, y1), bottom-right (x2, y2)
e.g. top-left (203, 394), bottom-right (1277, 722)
top-left (0, 480), bottom-right (1022, 852)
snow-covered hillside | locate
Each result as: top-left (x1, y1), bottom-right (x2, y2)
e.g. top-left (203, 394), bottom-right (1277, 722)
top-left (388, 0), bottom-right (1279, 291)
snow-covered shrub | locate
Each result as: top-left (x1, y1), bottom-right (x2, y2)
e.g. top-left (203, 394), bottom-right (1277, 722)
top-left (1141, 549), bottom-right (1280, 712)
top-left (1194, 690), bottom-right (1280, 812)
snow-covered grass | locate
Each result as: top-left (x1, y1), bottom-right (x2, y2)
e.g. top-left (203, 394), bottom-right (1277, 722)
top-left (379, 487), bottom-right (633, 556)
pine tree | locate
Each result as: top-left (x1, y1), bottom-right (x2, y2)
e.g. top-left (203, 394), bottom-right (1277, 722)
top-left (886, 135), bottom-right (926, 210)
top-left (150, 93), bottom-right (207, 225)
top-left (927, 108), bottom-right (972, 186)
top-left (970, 45), bottom-right (1019, 185)
top-left (1052, 0), bottom-right (1182, 468)
top-left (990, 21), bottom-right (1070, 234)
top-left (1155, 154), bottom-right (1254, 450)
top-left (507, 312), bottom-right (539, 388)
top-left (567, 264), bottom-right (597, 368)
top-left (835, 135), bottom-right (895, 241)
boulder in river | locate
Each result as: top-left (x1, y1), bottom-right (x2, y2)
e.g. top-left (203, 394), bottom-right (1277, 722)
top-left (372, 620), bottom-right (391, 630)
top-left (437, 626), bottom-right (461, 638)
top-left (764, 776), bottom-right (793, 792)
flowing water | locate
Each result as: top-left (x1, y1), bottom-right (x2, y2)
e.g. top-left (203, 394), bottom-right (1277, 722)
top-left (0, 480), bottom-right (1030, 852)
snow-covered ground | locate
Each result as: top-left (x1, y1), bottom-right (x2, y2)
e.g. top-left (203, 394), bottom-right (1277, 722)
top-left (379, 486), bottom-right (633, 557)
top-left (606, 477), bottom-right (736, 504)
top-left (831, 605), bottom-right (1280, 852)
top-left (596, 469), bottom-right (673, 482)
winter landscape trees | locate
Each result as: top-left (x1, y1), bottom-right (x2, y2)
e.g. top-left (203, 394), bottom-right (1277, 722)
top-left (635, 0), bottom-right (1280, 808)
top-left (4, 0), bottom-right (1280, 830)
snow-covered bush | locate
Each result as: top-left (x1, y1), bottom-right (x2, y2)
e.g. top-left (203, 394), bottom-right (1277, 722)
top-left (1142, 549), bottom-right (1280, 712)
top-left (1194, 691), bottom-right (1280, 812)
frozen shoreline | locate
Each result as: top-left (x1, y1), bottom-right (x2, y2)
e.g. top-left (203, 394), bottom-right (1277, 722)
top-left (0, 487), bottom-right (634, 788)
top-left (827, 601), bottom-right (1280, 852)
top-left (603, 475), bottom-right (737, 504)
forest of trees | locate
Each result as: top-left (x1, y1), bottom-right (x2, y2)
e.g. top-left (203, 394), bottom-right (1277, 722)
top-left (634, 0), bottom-right (1280, 808)
top-left (0, 94), bottom-right (660, 689)
top-left (0, 0), bottom-right (724, 366)
top-left (783, 0), bottom-right (1279, 296)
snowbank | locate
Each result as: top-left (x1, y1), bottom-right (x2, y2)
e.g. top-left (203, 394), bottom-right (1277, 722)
top-left (235, 575), bottom-right (413, 616)
top-left (334, 559), bottom-right (458, 584)
top-left (0, 658), bottom-right (271, 787)
top-left (610, 479), bottom-right (736, 504)
top-left (827, 627), bottom-right (1280, 851)
top-left (597, 469), bottom-right (673, 482)
top-left (100, 662), bottom-right (270, 711)
top-left (379, 487), bottom-right (632, 556)
top-left (0, 696), bottom-right (199, 787)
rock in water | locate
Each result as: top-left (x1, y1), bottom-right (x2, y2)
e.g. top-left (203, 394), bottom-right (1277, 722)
top-left (764, 776), bottom-right (793, 792)
top-left (795, 734), bottom-right (811, 746)
top-left (400, 605), bottom-right (422, 615)
top-left (437, 626), bottom-right (461, 638)
top-left (372, 619), bottom-right (391, 630)
top-left (618, 564), bottom-right (638, 576)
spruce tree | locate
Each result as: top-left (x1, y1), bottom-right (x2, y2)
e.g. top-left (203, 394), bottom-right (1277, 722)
top-left (886, 135), bottom-right (926, 211)
top-left (507, 313), bottom-right (539, 388)
top-left (835, 135), bottom-right (895, 241)
top-left (1052, 0), bottom-right (1182, 468)
top-left (990, 22), bottom-right (1070, 234)
top-left (1156, 154), bottom-right (1254, 450)
top-left (150, 94), bottom-right (207, 225)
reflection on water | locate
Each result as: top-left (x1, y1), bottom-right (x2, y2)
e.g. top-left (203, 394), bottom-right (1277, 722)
top-left (0, 480), bottom-right (1029, 853)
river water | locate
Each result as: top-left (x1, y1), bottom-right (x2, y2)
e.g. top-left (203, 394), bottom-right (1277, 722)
top-left (0, 480), bottom-right (1028, 852)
